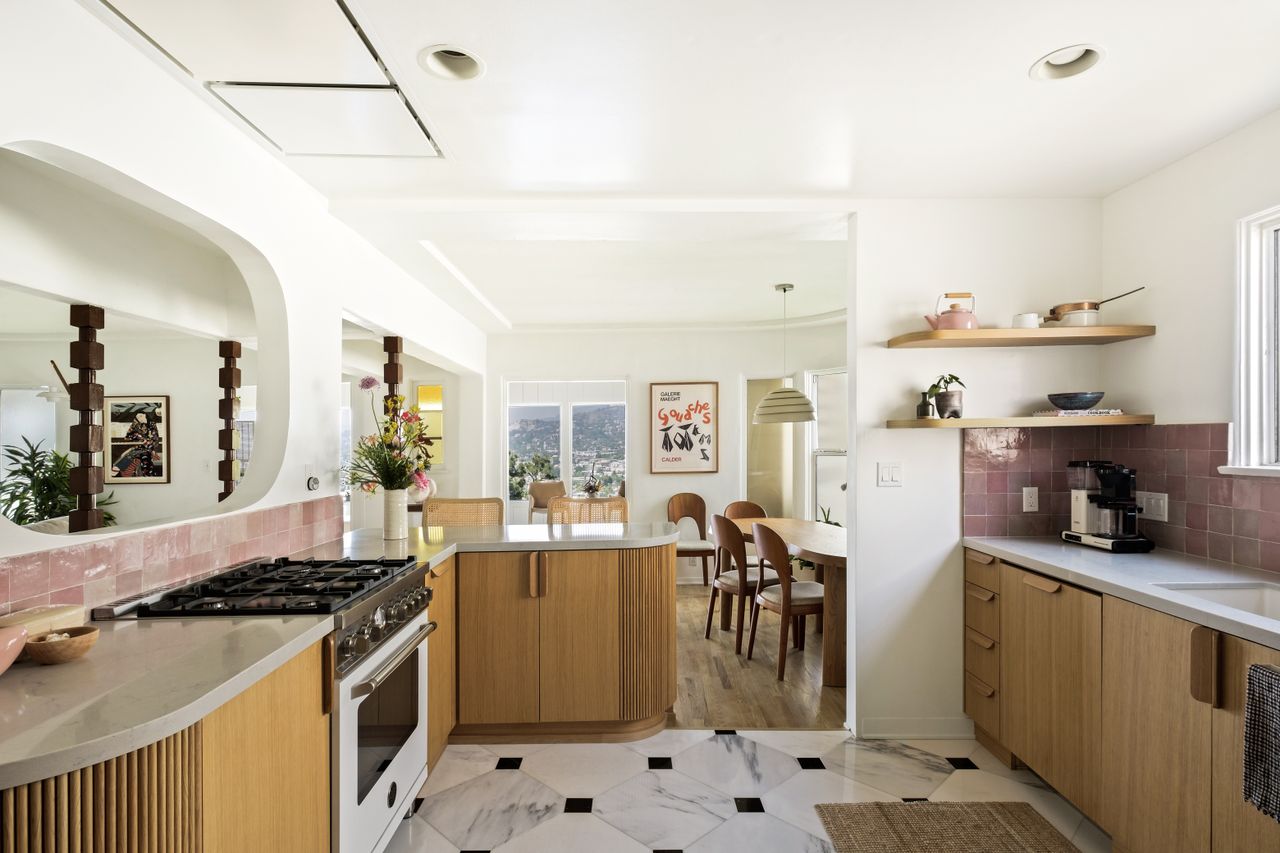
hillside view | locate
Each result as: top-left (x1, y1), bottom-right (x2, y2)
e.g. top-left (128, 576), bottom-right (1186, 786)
top-left (508, 403), bottom-right (626, 499)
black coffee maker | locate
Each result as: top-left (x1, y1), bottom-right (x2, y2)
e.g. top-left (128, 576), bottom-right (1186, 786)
top-left (1061, 462), bottom-right (1155, 553)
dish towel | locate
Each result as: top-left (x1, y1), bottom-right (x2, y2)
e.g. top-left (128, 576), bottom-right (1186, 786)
top-left (1244, 663), bottom-right (1280, 823)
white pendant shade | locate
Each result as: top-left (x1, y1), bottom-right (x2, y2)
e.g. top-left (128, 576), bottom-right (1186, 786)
top-left (753, 386), bottom-right (816, 424)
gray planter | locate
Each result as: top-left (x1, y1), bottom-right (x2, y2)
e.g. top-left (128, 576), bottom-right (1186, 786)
top-left (933, 390), bottom-right (964, 419)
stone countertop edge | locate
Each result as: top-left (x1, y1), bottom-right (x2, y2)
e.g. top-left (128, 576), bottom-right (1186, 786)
top-left (0, 522), bottom-right (679, 788)
top-left (964, 536), bottom-right (1280, 652)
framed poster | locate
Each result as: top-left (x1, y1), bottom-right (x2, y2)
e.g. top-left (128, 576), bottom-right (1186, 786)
top-left (105, 395), bottom-right (170, 484)
top-left (650, 382), bottom-right (718, 474)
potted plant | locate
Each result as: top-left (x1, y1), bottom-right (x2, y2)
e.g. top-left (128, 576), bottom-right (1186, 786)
top-left (928, 374), bottom-right (966, 419)
top-left (0, 438), bottom-right (117, 529)
top-left (343, 377), bottom-right (434, 540)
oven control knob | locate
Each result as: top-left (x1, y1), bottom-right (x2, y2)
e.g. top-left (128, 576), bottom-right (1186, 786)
top-left (353, 627), bottom-right (372, 653)
top-left (372, 605), bottom-right (387, 630)
top-left (339, 635), bottom-right (356, 659)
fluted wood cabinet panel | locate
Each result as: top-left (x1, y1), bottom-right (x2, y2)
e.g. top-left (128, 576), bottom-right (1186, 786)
top-left (620, 544), bottom-right (677, 720)
top-left (0, 724), bottom-right (202, 853)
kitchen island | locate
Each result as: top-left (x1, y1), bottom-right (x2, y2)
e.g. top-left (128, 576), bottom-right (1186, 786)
top-left (0, 522), bottom-right (677, 849)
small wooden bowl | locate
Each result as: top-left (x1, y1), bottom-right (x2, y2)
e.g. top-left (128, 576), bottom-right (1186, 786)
top-left (25, 626), bottom-right (99, 665)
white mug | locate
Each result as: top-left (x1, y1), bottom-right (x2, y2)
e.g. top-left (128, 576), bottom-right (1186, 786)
top-left (1012, 313), bottom-right (1041, 329)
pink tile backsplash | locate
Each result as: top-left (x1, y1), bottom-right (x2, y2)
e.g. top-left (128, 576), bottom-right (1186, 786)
top-left (0, 495), bottom-right (344, 615)
top-left (963, 422), bottom-right (1280, 576)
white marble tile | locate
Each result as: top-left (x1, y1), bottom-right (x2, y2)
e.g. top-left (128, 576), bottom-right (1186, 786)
top-left (686, 813), bottom-right (833, 853)
top-left (420, 745), bottom-right (497, 797)
top-left (927, 769), bottom-right (1085, 840)
top-left (821, 738), bottom-right (955, 798)
top-left (761, 769), bottom-right (898, 838)
top-left (519, 743), bottom-right (647, 797)
top-left (476, 743), bottom-right (552, 757)
top-left (419, 770), bottom-right (563, 850)
top-left (737, 730), bottom-right (852, 758)
top-left (673, 734), bottom-right (801, 796)
top-left (492, 813), bottom-right (648, 853)
top-left (900, 738), bottom-right (979, 759)
top-left (384, 814), bottom-right (460, 853)
top-left (594, 769), bottom-right (736, 849)
top-left (1071, 816), bottom-right (1113, 853)
top-left (624, 727), bottom-right (716, 757)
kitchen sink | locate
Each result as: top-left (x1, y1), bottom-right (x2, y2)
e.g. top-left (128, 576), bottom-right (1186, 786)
top-left (1155, 582), bottom-right (1280, 620)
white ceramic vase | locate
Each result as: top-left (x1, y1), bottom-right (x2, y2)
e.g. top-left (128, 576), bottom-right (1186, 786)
top-left (383, 488), bottom-right (409, 540)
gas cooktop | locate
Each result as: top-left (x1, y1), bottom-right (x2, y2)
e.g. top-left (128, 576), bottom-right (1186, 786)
top-left (123, 557), bottom-right (417, 617)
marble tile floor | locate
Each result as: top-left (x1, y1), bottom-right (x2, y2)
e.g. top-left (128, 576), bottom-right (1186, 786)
top-left (386, 731), bottom-right (1112, 853)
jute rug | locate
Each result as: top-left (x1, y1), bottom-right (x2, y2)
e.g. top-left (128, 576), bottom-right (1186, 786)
top-left (814, 802), bottom-right (1077, 853)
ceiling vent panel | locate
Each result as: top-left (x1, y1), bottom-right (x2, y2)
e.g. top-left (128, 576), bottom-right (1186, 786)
top-left (108, 0), bottom-right (387, 84)
top-left (210, 85), bottom-right (438, 157)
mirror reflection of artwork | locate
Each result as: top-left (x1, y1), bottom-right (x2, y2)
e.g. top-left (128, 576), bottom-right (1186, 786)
top-left (105, 396), bottom-right (170, 484)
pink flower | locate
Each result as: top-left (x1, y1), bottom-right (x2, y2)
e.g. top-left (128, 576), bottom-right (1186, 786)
top-left (359, 376), bottom-right (380, 392)
top-left (413, 470), bottom-right (430, 490)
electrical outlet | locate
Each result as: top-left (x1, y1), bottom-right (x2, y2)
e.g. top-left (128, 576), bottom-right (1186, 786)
top-left (1022, 486), bottom-right (1039, 512)
top-left (1137, 490), bottom-right (1169, 523)
top-left (876, 462), bottom-right (902, 487)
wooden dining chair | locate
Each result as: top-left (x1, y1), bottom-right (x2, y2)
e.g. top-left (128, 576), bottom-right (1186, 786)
top-left (423, 497), bottom-right (505, 526)
top-left (747, 522), bottom-right (825, 681)
top-left (547, 495), bottom-right (629, 523)
top-left (722, 500), bottom-right (767, 567)
top-left (527, 480), bottom-right (567, 522)
top-left (707, 514), bottom-right (779, 655)
top-left (668, 493), bottom-right (715, 585)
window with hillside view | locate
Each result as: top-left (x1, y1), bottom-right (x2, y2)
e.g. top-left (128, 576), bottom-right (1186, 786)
top-left (508, 405), bottom-right (560, 500)
top-left (572, 403), bottom-right (625, 496)
top-left (506, 381), bottom-right (627, 501)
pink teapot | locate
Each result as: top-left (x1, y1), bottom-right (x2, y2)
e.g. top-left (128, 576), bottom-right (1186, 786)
top-left (924, 292), bottom-right (979, 330)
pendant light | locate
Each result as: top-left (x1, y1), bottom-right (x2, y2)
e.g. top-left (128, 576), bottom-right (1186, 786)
top-left (753, 283), bottom-right (816, 424)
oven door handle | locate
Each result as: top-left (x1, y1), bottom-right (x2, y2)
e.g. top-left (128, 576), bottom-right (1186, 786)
top-left (349, 620), bottom-right (437, 699)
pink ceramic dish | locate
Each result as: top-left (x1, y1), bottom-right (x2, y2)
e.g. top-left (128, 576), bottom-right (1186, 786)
top-left (0, 625), bottom-right (27, 677)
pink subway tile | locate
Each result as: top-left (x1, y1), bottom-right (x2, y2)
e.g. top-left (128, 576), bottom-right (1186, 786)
top-left (1185, 529), bottom-right (1208, 557)
top-left (1234, 536), bottom-right (1262, 569)
top-left (963, 516), bottom-right (987, 536)
top-left (1159, 525), bottom-right (1186, 552)
top-left (1166, 476), bottom-right (1187, 502)
top-left (1210, 423), bottom-right (1229, 451)
top-left (142, 564), bottom-right (170, 592)
top-left (84, 577), bottom-right (117, 609)
top-left (288, 527), bottom-right (311, 554)
top-left (169, 525), bottom-right (192, 559)
top-left (49, 545), bottom-right (90, 591)
top-left (1208, 505), bottom-right (1233, 535)
top-left (50, 585), bottom-right (84, 605)
top-left (1167, 501), bottom-right (1187, 527)
top-left (1263, 482), bottom-right (1280, 514)
top-left (964, 472), bottom-right (986, 495)
top-left (986, 516), bottom-right (1008, 536)
top-left (1141, 472), bottom-right (1167, 495)
top-left (1209, 450), bottom-right (1228, 472)
top-left (10, 593), bottom-right (50, 611)
top-left (1029, 449), bottom-right (1053, 473)
top-left (1186, 477), bottom-right (1209, 506)
top-left (1234, 509), bottom-right (1260, 539)
top-left (1185, 450), bottom-right (1211, 477)
top-left (1233, 479), bottom-right (1262, 510)
top-left (244, 512), bottom-right (264, 541)
top-left (0, 566), bottom-right (8, 605)
top-left (1186, 503), bottom-right (1208, 531)
top-left (1261, 540), bottom-right (1280, 574)
top-left (116, 570), bottom-right (143, 597)
top-left (143, 529), bottom-right (173, 567)
top-left (1184, 424), bottom-right (1211, 450)
top-left (963, 494), bottom-right (985, 516)
top-left (115, 534), bottom-right (144, 571)
top-left (1165, 450), bottom-right (1186, 475)
top-left (189, 521), bottom-right (214, 555)
top-left (1030, 428), bottom-right (1053, 449)
top-left (288, 503), bottom-right (305, 529)
top-left (1166, 425), bottom-right (1187, 449)
top-left (1005, 493), bottom-right (1024, 515)
top-left (303, 501), bottom-right (321, 525)
top-left (265, 531), bottom-right (292, 557)
top-left (9, 553), bottom-right (50, 600)
top-left (1261, 512), bottom-right (1280, 543)
top-left (984, 494), bottom-right (1005, 516)
top-left (986, 472), bottom-right (1008, 494)
top-left (1007, 471), bottom-right (1031, 491)
top-left (1208, 478), bottom-right (1233, 507)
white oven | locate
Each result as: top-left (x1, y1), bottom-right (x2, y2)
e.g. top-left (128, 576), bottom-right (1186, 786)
top-left (332, 611), bottom-right (435, 853)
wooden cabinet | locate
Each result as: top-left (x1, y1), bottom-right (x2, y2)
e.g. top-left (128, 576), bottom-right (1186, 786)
top-left (1000, 562), bottom-right (1102, 818)
top-left (961, 550), bottom-right (1003, 752)
top-left (538, 549), bottom-right (621, 722)
top-left (1213, 634), bottom-right (1280, 852)
top-left (202, 639), bottom-right (330, 852)
top-left (1101, 596), bottom-right (1212, 852)
top-left (427, 555), bottom-right (457, 770)
top-left (458, 551), bottom-right (540, 725)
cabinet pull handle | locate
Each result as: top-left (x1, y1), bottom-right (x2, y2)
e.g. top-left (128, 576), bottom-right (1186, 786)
top-left (966, 585), bottom-right (995, 602)
top-left (1022, 574), bottom-right (1062, 594)
top-left (320, 634), bottom-right (335, 715)
top-left (539, 552), bottom-right (548, 597)
top-left (967, 675), bottom-right (995, 698)
top-left (529, 552), bottom-right (539, 598)
top-left (967, 551), bottom-right (996, 565)
top-left (965, 628), bottom-right (995, 650)
top-left (1189, 625), bottom-right (1220, 707)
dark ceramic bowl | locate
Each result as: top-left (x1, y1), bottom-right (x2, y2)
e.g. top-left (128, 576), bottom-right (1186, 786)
top-left (1047, 392), bottom-right (1104, 411)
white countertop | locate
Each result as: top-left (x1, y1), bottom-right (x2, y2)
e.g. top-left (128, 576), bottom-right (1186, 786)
top-left (0, 522), bottom-right (678, 788)
top-left (964, 537), bottom-right (1280, 652)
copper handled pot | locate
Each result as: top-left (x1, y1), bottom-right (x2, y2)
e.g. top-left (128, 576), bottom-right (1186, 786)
top-left (1047, 286), bottom-right (1145, 325)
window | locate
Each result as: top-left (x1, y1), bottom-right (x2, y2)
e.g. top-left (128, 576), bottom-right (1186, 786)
top-left (807, 369), bottom-right (848, 523)
top-left (234, 386), bottom-right (256, 482)
top-left (0, 388), bottom-right (57, 474)
top-left (1231, 204), bottom-right (1280, 472)
top-left (416, 384), bottom-right (444, 467)
top-left (506, 381), bottom-right (626, 500)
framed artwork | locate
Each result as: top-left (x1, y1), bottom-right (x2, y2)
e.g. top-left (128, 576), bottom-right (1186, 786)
top-left (104, 395), bottom-right (170, 484)
top-left (650, 382), bottom-right (718, 474)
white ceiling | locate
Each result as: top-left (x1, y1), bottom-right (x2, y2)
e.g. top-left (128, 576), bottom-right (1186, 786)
top-left (0, 286), bottom-right (206, 339)
top-left (98, 0), bottom-right (1280, 329)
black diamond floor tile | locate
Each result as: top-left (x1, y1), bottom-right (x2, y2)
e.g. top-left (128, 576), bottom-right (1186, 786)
top-left (714, 729), bottom-right (738, 736)
top-left (902, 797), bottom-right (928, 803)
top-left (734, 797), bottom-right (766, 813)
top-left (797, 757), bottom-right (826, 770)
top-left (564, 797), bottom-right (593, 813)
top-left (495, 757), bottom-right (523, 770)
top-left (946, 756), bottom-right (978, 770)
top-left (648, 756), bottom-right (674, 770)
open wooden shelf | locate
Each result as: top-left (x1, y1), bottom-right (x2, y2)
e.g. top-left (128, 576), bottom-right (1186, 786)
top-left (886, 325), bottom-right (1156, 349)
top-left (885, 414), bottom-right (1156, 429)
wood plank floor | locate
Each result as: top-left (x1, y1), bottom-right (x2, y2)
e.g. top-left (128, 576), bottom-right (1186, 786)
top-left (670, 584), bottom-right (846, 730)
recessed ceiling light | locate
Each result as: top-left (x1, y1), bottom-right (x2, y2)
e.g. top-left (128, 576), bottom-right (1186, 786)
top-left (417, 45), bottom-right (485, 81)
top-left (1029, 44), bottom-right (1104, 81)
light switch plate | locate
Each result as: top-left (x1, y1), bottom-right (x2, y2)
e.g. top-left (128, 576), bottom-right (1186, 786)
top-left (877, 462), bottom-right (902, 487)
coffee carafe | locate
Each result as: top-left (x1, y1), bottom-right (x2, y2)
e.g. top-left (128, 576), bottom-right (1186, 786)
top-left (1062, 461), bottom-right (1155, 553)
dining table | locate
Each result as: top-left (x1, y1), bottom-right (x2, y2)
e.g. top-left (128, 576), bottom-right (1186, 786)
top-left (731, 517), bottom-right (847, 687)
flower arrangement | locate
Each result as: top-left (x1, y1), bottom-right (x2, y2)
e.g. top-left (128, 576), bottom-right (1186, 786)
top-left (345, 377), bottom-right (433, 493)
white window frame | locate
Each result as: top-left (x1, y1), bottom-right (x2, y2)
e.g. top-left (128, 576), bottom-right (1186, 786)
top-left (1227, 203), bottom-right (1280, 476)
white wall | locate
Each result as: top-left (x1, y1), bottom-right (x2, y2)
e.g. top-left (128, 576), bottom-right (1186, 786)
top-left (852, 198), bottom-right (1103, 737)
top-left (487, 324), bottom-right (847, 579)
top-left (1101, 107), bottom-right (1280, 421)
top-left (0, 0), bottom-right (486, 556)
